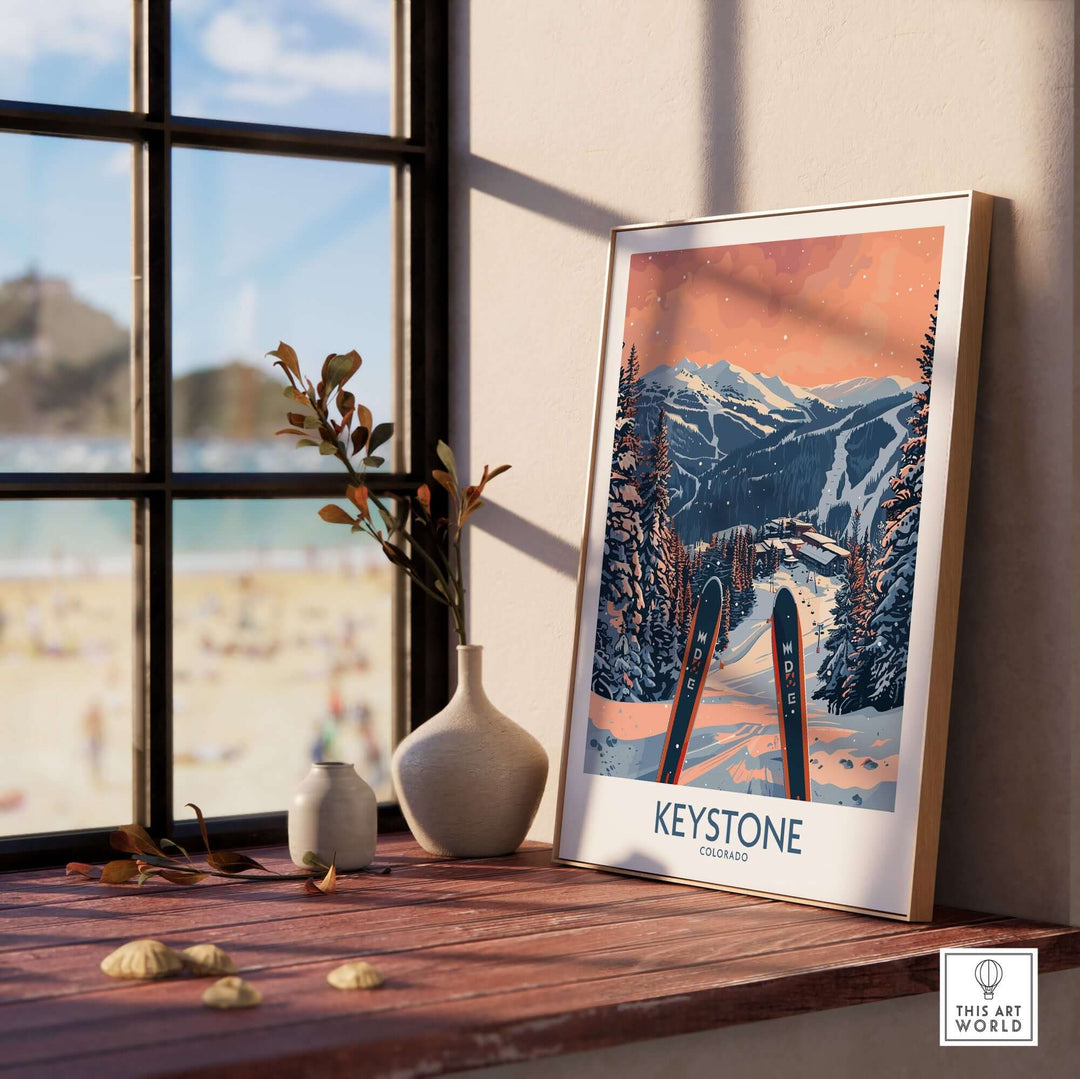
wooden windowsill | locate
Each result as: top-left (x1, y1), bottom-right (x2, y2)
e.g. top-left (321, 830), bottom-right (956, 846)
top-left (2, 833), bottom-right (1077, 1077)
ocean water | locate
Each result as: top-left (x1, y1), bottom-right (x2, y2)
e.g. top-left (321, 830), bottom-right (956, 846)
top-left (0, 435), bottom-right (352, 475)
top-left (0, 492), bottom-right (385, 577)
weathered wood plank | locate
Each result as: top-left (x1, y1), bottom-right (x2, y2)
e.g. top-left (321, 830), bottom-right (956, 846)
top-left (0, 841), bottom-right (1076, 1078)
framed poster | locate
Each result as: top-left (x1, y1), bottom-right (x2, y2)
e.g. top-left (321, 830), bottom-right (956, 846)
top-left (554, 192), bottom-right (992, 921)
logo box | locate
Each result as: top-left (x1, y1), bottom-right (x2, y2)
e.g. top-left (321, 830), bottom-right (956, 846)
top-left (939, 948), bottom-right (1038, 1046)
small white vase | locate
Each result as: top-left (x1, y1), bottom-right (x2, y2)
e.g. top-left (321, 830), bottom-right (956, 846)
top-left (287, 762), bottom-right (377, 870)
top-left (392, 645), bottom-right (548, 857)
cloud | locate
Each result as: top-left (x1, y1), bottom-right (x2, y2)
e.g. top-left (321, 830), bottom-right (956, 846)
top-left (0, 0), bottom-right (129, 63)
top-left (315, 0), bottom-right (391, 37)
top-left (103, 146), bottom-right (131, 178)
top-left (199, 7), bottom-right (389, 108)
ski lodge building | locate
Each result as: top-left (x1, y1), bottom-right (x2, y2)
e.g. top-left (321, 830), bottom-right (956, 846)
top-left (757, 518), bottom-right (850, 576)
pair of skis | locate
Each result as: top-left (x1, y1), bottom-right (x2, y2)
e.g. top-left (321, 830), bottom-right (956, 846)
top-left (655, 580), bottom-right (811, 801)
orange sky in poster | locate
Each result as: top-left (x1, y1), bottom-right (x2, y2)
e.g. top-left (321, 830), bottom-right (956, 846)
top-left (622, 227), bottom-right (944, 386)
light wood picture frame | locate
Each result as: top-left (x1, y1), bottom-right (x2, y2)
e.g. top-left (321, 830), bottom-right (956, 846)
top-left (554, 192), bottom-right (992, 921)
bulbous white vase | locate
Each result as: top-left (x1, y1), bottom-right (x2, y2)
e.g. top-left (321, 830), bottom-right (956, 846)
top-left (392, 645), bottom-right (548, 857)
top-left (288, 762), bottom-right (377, 870)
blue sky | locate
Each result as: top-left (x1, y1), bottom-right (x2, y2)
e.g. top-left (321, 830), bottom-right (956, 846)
top-left (0, 1), bottom-right (393, 416)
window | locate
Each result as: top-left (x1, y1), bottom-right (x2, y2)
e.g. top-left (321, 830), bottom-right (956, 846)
top-left (0, 1), bottom-right (448, 868)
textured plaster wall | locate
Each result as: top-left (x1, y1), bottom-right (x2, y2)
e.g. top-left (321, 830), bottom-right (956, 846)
top-left (449, 0), bottom-right (1076, 932)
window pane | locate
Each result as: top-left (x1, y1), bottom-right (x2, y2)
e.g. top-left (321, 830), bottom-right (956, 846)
top-left (171, 150), bottom-right (393, 473)
top-left (171, 0), bottom-right (393, 134)
top-left (172, 499), bottom-right (395, 820)
top-left (0, 2), bottom-right (130, 111)
top-left (0, 133), bottom-right (132, 472)
top-left (0, 500), bottom-right (133, 837)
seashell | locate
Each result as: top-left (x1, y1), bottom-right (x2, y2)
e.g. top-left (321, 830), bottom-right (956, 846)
top-left (100, 939), bottom-right (184, 980)
top-left (202, 976), bottom-right (262, 1009)
top-left (180, 944), bottom-right (237, 977)
top-left (327, 960), bottom-right (384, 990)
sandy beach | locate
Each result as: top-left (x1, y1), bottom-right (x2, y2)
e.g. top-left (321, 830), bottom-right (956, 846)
top-left (0, 556), bottom-right (395, 839)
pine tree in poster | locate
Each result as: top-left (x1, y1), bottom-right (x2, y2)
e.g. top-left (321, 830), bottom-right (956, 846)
top-left (592, 344), bottom-right (646, 700)
top-left (866, 293), bottom-right (938, 711)
top-left (638, 411), bottom-right (681, 699)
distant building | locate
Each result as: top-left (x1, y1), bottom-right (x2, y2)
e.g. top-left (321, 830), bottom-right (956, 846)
top-left (759, 517), bottom-right (850, 576)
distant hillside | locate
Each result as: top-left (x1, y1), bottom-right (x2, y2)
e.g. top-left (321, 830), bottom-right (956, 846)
top-left (0, 273), bottom-right (283, 439)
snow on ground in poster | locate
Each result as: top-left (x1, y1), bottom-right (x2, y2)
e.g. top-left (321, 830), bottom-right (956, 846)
top-left (585, 565), bottom-right (900, 811)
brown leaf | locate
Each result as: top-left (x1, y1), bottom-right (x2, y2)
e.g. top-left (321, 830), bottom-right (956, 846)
top-left (379, 540), bottom-right (412, 570)
top-left (367, 422), bottom-right (393, 455)
top-left (185, 803), bottom-right (214, 858)
top-left (351, 426), bottom-right (369, 455)
top-left (100, 859), bottom-right (142, 885)
top-left (287, 411), bottom-right (307, 427)
top-left (66, 862), bottom-right (96, 880)
top-left (158, 870), bottom-right (209, 885)
top-left (416, 484), bottom-right (431, 513)
top-left (459, 499), bottom-right (485, 526)
top-left (208, 850), bottom-right (269, 874)
top-left (274, 428), bottom-right (308, 438)
top-left (303, 860), bottom-right (338, 895)
top-left (355, 404), bottom-right (373, 433)
top-left (109, 824), bottom-right (166, 858)
top-left (268, 342), bottom-right (301, 381)
top-left (486, 463), bottom-right (511, 481)
top-left (346, 485), bottom-right (370, 520)
top-left (318, 504), bottom-right (355, 525)
top-left (323, 351), bottom-right (362, 394)
top-left (431, 469), bottom-right (456, 497)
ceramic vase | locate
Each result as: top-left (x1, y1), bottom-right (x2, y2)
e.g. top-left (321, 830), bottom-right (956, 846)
top-left (287, 761), bottom-right (377, 870)
top-left (392, 645), bottom-right (548, 857)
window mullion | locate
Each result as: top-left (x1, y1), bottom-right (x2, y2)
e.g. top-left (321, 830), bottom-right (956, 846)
top-left (142, 1), bottom-right (173, 837)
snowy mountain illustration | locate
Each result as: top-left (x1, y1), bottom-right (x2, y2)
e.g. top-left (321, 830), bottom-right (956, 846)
top-left (634, 356), bottom-right (917, 544)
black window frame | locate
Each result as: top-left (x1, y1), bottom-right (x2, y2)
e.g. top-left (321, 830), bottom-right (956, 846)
top-left (0, 1), bottom-right (449, 870)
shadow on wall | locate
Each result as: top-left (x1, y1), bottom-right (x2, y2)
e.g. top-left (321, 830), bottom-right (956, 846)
top-left (450, 0), bottom-right (738, 580)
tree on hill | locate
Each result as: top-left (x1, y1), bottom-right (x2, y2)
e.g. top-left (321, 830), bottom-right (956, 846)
top-left (592, 344), bottom-right (646, 700)
top-left (638, 410), bottom-right (682, 698)
top-left (866, 293), bottom-right (938, 711)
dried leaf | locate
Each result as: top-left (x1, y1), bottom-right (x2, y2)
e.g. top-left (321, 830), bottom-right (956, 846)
top-left (295, 438), bottom-right (318, 449)
top-left (268, 342), bottom-right (301, 381)
top-left (109, 824), bottom-right (166, 858)
top-left (185, 803), bottom-right (214, 858)
top-left (355, 404), bottom-right (373, 433)
top-left (136, 870), bottom-right (159, 886)
top-left (362, 455), bottom-right (384, 469)
top-left (303, 860), bottom-right (338, 895)
top-left (346, 485), bottom-right (370, 519)
top-left (100, 859), bottom-right (142, 885)
top-left (159, 837), bottom-right (190, 859)
top-left (336, 389), bottom-right (355, 417)
top-left (436, 440), bottom-right (457, 480)
top-left (207, 850), bottom-right (269, 874)
top-left (274, 428), bottom-right (308, 438)
top-left (323, 351), bottom-right (362, 394)
top-left (416, 484), bottom-right (431, 513)
top-left (287, 411), bottom-right (306, 427)
top-left (368, 422), bottom-right (394, 455)
top-left (459, 499), bottom-right (485, 526)
top-left (318, 505), bottom-right (355, 525)
top-left (66, 862), bottom-right (96, 880)
top-left (379, 540), bottom-right (411, 570)
top-left (351, 426), bottom-right (369, 455)
top-left (431, 469), bottom-right (456, 497)
top-left (486, 463), bottom-right (511, 481)
top-left (319, 441), bottom-right (338, 456)
top-left (301, 851), bottom-right (328, 869)
top-left (158, 870), bottom-right (209, 886)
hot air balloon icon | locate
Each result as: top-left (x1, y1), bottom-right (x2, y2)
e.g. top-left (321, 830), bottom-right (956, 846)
top-left (974, 958), bottom-right (1004, 1000)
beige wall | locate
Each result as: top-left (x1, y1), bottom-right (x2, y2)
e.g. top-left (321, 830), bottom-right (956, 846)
top-left (449, 0), bottom-right (1076, 931)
